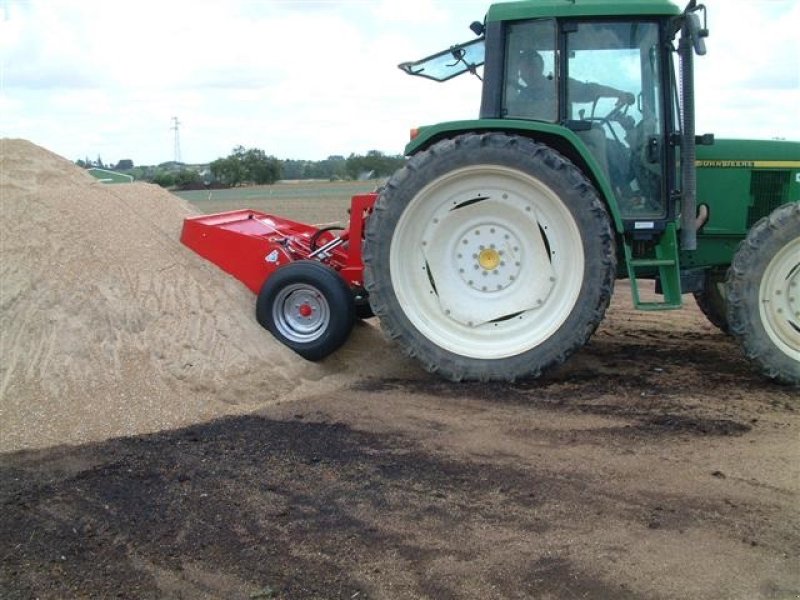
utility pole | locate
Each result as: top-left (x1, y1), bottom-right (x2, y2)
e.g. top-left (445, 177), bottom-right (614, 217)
top-left (171, 116), bottom-right (182, 164)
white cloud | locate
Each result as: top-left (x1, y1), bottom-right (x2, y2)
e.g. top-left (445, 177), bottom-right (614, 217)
top-left (694, 0), bottom-right (800, 140)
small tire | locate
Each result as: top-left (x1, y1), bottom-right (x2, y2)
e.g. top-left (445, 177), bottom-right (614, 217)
top-left (364, 133), bottom-right (616, 382)
top-left (726, 202), bottom-right (800, 385)
top-left (694, 269), bottom-right (729, 333)
top-left (255, 260), bottom-right (355, 361)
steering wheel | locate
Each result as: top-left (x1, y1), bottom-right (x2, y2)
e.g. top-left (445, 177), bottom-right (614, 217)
top-left (583, 96), bottom-right (633, 146)
top-left (592, 95), bottom-right (633, 122)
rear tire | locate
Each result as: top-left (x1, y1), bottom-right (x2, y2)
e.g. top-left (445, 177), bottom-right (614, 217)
top-left (364, 133), bottom-right (616, 382)
top-left (727, 203), bottom-right (800, 385)
top-left (256, 261), bottom-right (355, 361)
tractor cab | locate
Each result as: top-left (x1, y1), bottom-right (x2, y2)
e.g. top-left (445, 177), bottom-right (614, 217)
top-left (400, 0), bottom-right (709, 241)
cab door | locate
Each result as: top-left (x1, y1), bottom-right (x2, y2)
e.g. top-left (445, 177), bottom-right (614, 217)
top-left (564, 21), bottom-right (669, 229)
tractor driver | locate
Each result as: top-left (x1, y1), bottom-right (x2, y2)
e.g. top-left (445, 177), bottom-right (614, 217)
top-left (506, 50), bottom-right (640, 206)
top-left (506, 50), bottom-right (635, 120)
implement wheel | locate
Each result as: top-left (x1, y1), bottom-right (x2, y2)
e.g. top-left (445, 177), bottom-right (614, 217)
top-left (256, 260), bottom-right (355, 361)
top-left (363, 133), bottom-right (616, 382)
top-left (727, 202), bottom-right (800, 385)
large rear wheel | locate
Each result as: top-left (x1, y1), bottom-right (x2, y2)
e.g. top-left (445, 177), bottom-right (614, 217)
top-left (363, 133), bottom-right (616, 381)
top-left (727, 202), bottom-right (800, 385)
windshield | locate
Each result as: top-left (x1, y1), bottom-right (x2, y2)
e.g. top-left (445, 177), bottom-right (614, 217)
top-left (399, 38), bottom-right (485, 82)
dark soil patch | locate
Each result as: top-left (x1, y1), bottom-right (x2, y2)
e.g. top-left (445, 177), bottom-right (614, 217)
top-left (0, 415), bottom-right (644, 600)
top-left (351, 378), bottom-right (758, 438)
top-left (640, 414), bottom-right (751, 436)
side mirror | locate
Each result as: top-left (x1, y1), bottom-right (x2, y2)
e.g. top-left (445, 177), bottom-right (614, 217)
top-left (470, 21), bottom-right (485, 36)
top-left (685, 12), bottom-right (708, 56)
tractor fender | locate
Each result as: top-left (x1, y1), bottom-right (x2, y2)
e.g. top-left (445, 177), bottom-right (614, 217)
top-left (404, 119), bottom-right (624, 232)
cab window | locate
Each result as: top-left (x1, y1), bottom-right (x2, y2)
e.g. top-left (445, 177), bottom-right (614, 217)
top-left (503, 19), bottom-right (557, 122)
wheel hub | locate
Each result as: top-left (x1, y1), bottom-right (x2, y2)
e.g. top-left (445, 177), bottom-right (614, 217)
top-left (421, 196), bottom-right (558, 327)
top-left (478, 247), bottom-right (500, 270)
top-left (455, 224), bottom-right (523, 293)
top-left (276, 287), bottom-right (328, 339)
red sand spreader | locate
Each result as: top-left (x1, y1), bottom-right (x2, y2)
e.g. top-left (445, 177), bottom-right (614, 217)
top-left (181, 193), bottom-right (378, 360)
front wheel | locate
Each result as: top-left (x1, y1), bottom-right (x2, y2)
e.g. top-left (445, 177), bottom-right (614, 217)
top-left (727, 203), bottom-right (800, 385)
top-left (363, 133), bottom-right (616, 382)
top-left (694, 269), bottom-right (729, 333)
top-left (255, 260), bottom-right (355, 361)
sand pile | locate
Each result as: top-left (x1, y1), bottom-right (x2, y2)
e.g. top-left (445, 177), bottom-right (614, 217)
top-left (0, 139), bottom-right (420, 453)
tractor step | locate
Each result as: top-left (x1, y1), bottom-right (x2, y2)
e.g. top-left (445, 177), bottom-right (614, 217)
top-left (623, 223), bottom-right (683, 311)
top-left (628, 258), bottom-right (676, 267)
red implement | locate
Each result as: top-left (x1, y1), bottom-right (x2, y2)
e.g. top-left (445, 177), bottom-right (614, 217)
top-left (180, 193), bottom-right (378, 293)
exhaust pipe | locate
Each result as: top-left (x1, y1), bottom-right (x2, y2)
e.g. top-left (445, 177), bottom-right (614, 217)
top-left (678, 7), bottom-right (707, 251)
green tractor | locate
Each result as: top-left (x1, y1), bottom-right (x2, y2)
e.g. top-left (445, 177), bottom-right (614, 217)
top-left (362, 0), bottom-right (800, 384)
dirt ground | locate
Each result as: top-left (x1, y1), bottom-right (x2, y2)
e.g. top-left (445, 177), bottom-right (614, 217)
top-left (1, 140), bottom-right (798, 599)
top-left (2, 282), bottom-right (798, 600)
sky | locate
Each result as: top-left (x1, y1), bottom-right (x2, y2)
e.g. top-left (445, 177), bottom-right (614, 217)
top-left (1, 0), bottom-right (798, 167)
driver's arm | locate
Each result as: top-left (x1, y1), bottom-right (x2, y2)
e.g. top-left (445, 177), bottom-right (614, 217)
top-left (569, 79), bottom-right (635, 106)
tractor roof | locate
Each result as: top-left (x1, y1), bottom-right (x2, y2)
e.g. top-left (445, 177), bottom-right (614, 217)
top-left (486, 0), bottom-right (682, 22)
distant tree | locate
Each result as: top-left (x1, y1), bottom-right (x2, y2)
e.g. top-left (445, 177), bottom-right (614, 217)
top-left (345, 150), bottom-right (404, 180)
top-left (134, 166), bottom-right (155, 182)
top-left (242, 147), bottom-right (281, 184)
top-left (210, 156), bottom-right (245, 186)
top-left (279, 155), bottom-right (347, 181)
top-left (115, 159), bottom-right (134, 170)
top-left (96, 155), bottom-right (105, 168)
top-left (174, 169), bottom-right (202, 189)
top-left (345, 153), bottom-right (362, 180)
top-left (281, 159), bottom-right (307, 180)
top-left (75, 158), bottom-right (88, 168)
top-left (211, 146), bottom-right (281, 186)
top-left (152, 171), bottom-right (176, 188)
top-left (316, 155), bottom-right (347, 180)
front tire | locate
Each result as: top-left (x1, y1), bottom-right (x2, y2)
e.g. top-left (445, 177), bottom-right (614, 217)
top-left (364, 133), bottom-right (616, 382)
top-left (256, 261), bottom-right (355, 361)
top-left (727, 203), bottom-right (800, 385)
top-left (694, 269), bottom-right (729, 333)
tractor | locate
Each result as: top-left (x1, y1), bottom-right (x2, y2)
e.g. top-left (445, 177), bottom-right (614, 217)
top-left (360, 0), bottom-right (799, 384)
top-left (182, 0), bottom-right (799, 384)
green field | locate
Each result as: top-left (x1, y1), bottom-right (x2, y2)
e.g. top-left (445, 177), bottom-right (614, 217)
top-left (175, 180), bottom-right (381, 225)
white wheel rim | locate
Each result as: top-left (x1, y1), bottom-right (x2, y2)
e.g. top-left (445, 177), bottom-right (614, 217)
top-left (390, 165), bottom-right (584, 360)
top-left (759, 236), bottom-right (800, 360)
top-left (273, 284), bottom-right (330, 343)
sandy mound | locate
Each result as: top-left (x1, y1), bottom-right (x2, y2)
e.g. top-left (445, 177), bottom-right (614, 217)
top-left (0, 139), bottom-right (420, 452)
